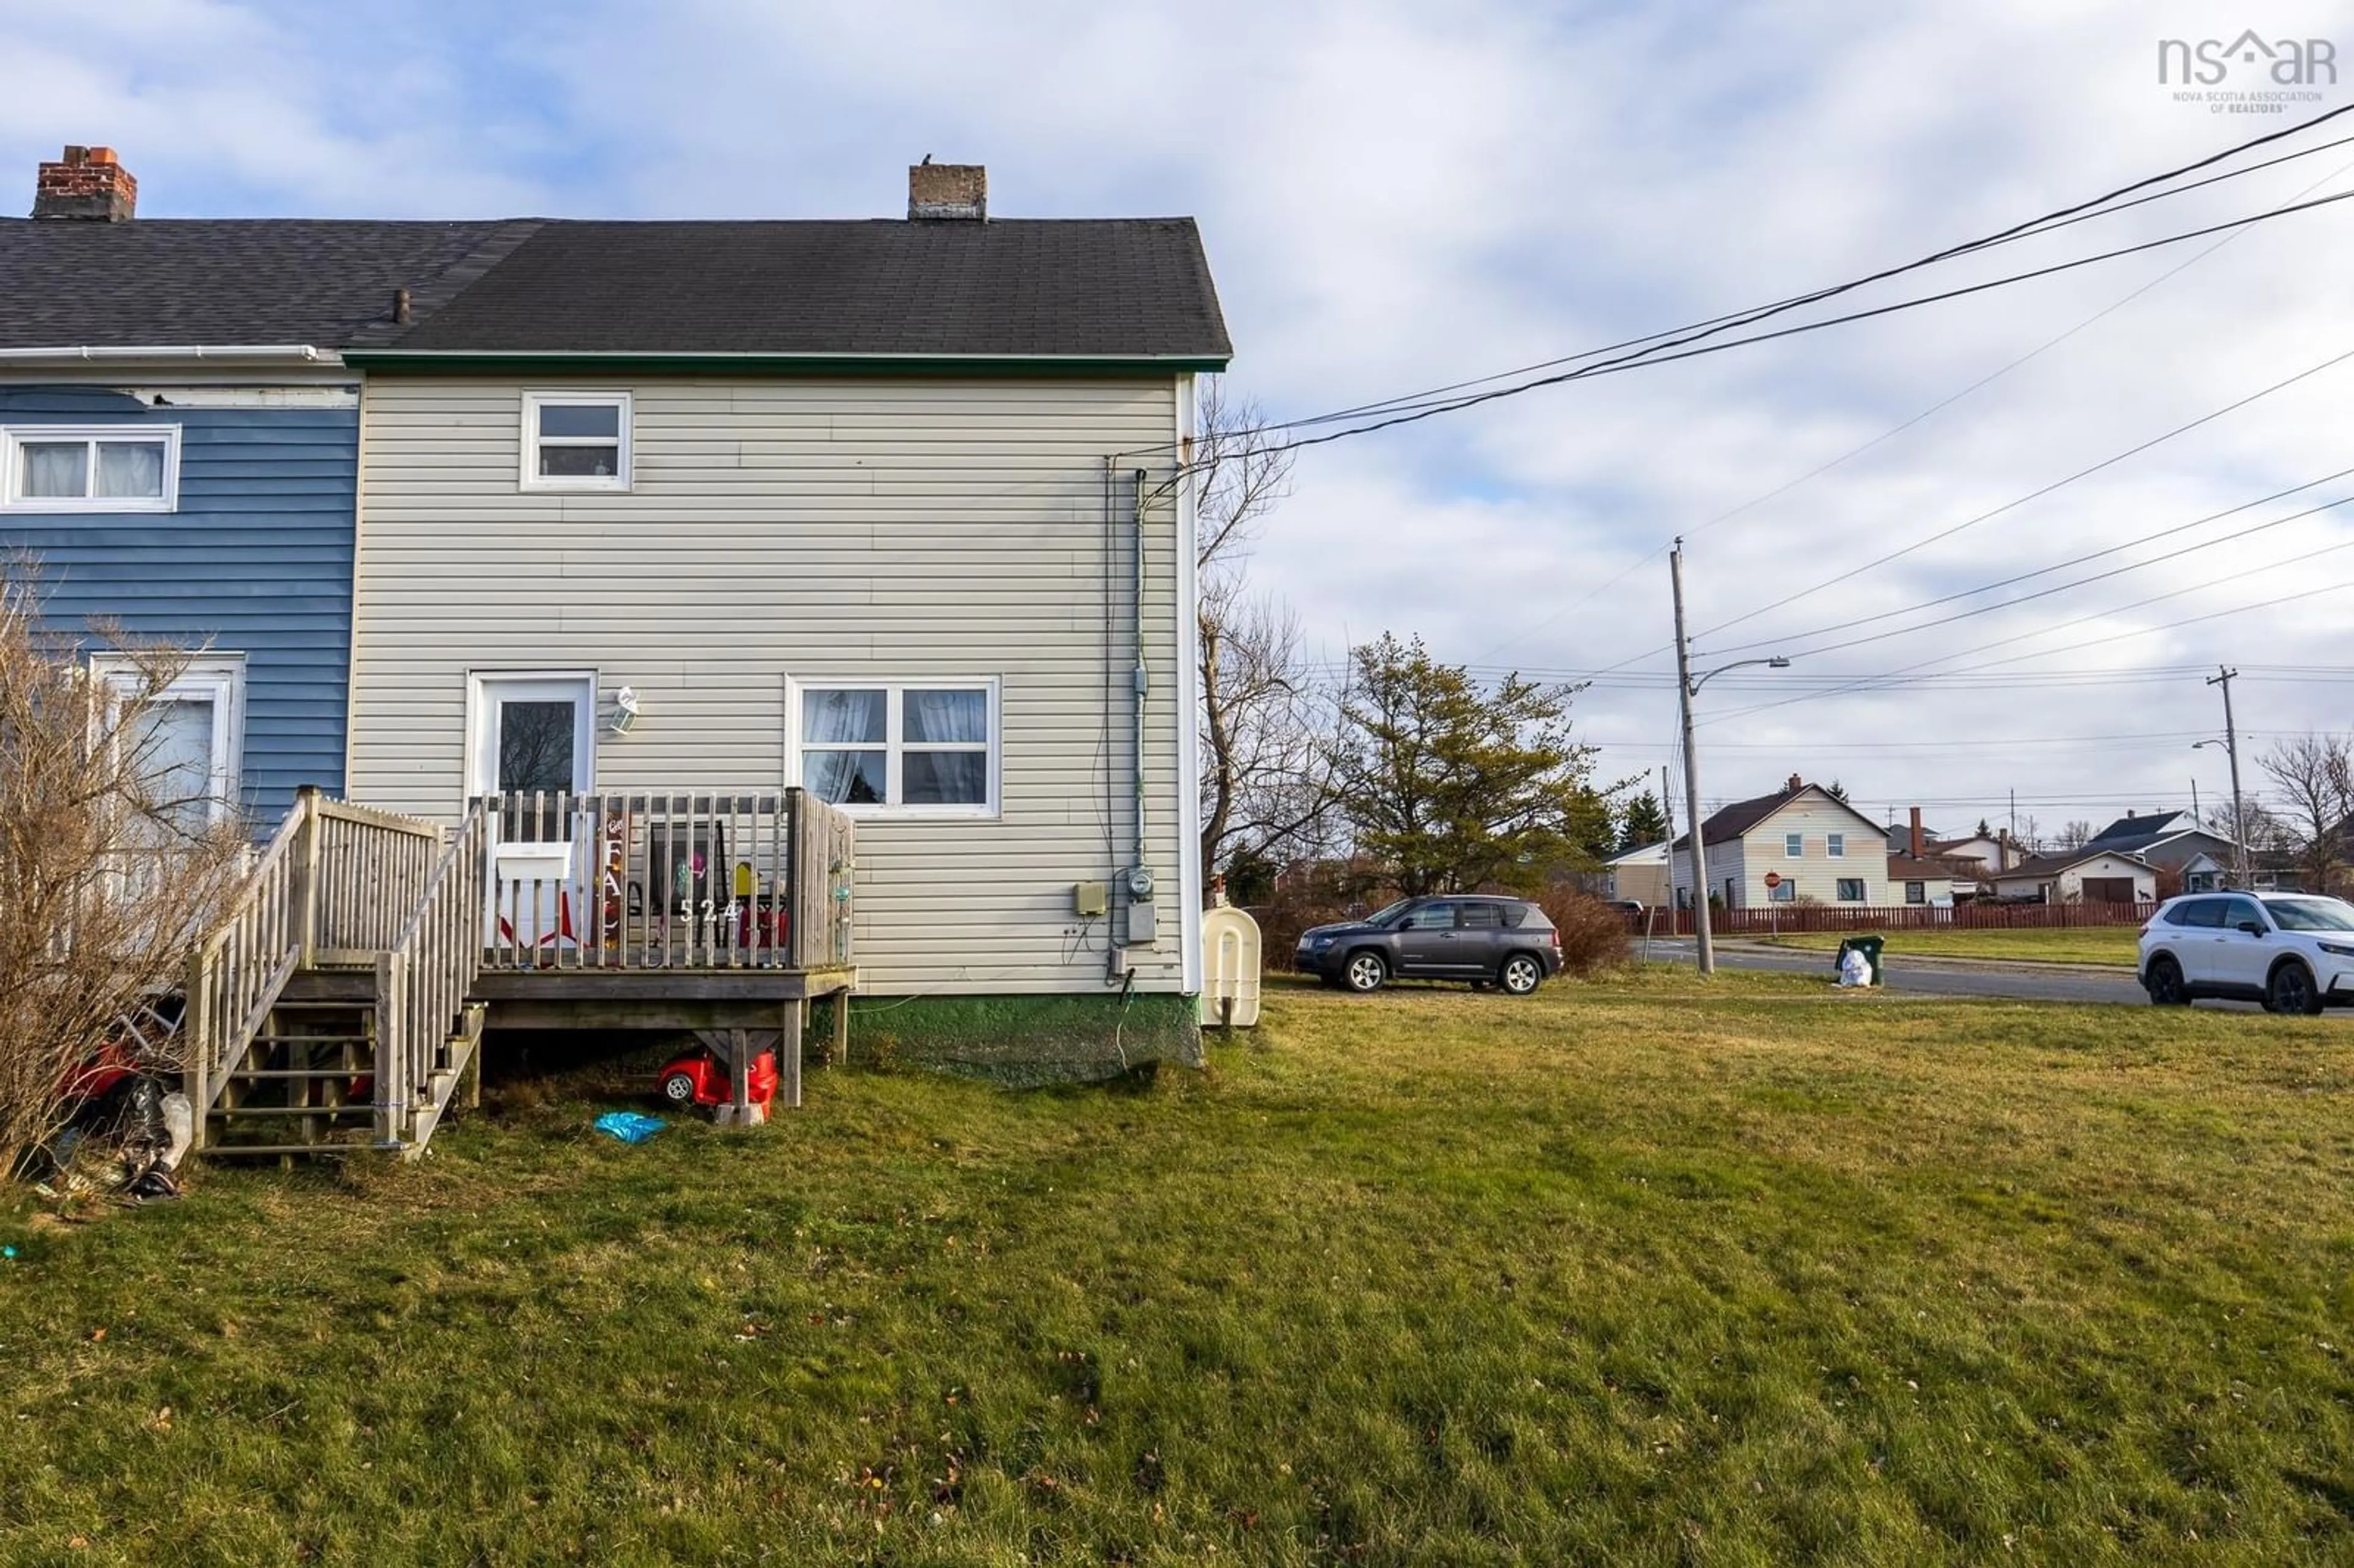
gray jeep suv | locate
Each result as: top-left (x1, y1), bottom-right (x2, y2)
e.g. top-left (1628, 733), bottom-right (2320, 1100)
top-left (1293, 895), bottom-right (1563, 995)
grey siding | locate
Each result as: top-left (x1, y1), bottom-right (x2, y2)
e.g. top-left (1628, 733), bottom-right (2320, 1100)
top-left (350, 376), bottom-right (1194, 997)
top-left (0, 385), bottom-right (354, 826)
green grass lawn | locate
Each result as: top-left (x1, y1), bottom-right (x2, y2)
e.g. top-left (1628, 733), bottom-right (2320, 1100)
top-left (6, 971), bottom-right (2353, 1564)
top-left (1753, 925), bottom-right (2143, 967)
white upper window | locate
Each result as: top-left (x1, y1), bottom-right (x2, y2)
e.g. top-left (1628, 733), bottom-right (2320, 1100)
top-left (1785, 832), bottom-right (1804, 858)
top-left (1827, 832), bottom-right (1845, 858)
top-left (791, 680), bottom-right (997, 816)
top-left (521, 392), bottom-right (631, 490)
top-left (2, 425), bottom-right (179, 512)
top-left (92, 655), bottom-right (244, 829)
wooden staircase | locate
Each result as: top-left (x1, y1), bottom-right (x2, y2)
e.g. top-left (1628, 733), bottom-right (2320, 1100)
top-left (185, 790), bottom-right (490, 1160)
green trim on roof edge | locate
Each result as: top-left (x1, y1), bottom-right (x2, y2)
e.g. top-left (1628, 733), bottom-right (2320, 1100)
top-left (340, 351), bottom-right (1229, 376)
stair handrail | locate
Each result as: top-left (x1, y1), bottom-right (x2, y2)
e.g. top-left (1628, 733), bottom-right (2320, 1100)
top-left (375, 798), bottom-right (492, 1146)
top-left (183, 790), bottom-right (316, 1127)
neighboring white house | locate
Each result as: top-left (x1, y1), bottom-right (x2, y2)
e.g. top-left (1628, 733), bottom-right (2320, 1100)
top-left (1605, 840), bottom-right (1669, 908)
top-left (1669, 776), bottom-right (1892, 909)
top-left (1989, 850), bottom-right (2157, 905)
top-left (1886, 853), bottom-right (1974, 908)
top-left (338, 167), bottom-right (1231, 1016)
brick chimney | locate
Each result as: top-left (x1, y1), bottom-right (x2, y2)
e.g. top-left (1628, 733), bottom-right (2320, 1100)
top-left (908, 159), bottom-right (986, 220)
top-left (1785, 772), bottom-right (1802, 793)
top-left (1910, 806), bottom-right (1924, 859)
top-left (34, 145), bottom-right (137, 221)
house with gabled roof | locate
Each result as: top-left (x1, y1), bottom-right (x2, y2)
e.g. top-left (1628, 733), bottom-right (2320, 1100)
top-left (2080, 808), bottom-right (2237, 880)
top-left (0, 145), bottom-right (516, 826)
top-left (1669, 774), bottom-right (1891, 909)
top-left (4, 150), bottom-right (1230, 1154)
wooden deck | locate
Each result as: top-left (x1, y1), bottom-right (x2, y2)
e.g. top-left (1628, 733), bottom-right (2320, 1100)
top-left (185, 787), bottom-right (858, 1153)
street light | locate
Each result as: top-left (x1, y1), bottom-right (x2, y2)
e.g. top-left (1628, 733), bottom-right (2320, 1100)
top-left (2193, 737), bottom-right (2250, 886)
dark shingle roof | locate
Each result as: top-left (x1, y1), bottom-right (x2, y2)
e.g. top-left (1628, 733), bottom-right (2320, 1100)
top-left (370, 218), bottom-right (1230, 359)
top-left (2085, 809), bottom-right (2196, 851)
top-left (1670, 781), bottom-right (1884, 851)
top-left (0, 219), bottom-right (531, 349)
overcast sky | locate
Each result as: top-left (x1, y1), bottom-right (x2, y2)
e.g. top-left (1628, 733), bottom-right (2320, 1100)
top-left (5, 0), bottom-right (2350, 840)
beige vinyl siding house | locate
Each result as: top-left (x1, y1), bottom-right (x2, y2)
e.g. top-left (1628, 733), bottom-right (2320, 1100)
top-left (335, 187), bottom-right (1233, 1033)
top-left (347, 374), bottom-right (1197, 995)
top-left (1670, 778), bottom-right (1892, 909)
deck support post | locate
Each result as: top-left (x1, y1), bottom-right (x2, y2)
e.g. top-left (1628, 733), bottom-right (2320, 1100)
top-left (715, 1027), bottom-right (767, 1127)
top-left (830, 988), bottom-right (850, 1067)
top-left (782, 999), bottom-right (804, 1109)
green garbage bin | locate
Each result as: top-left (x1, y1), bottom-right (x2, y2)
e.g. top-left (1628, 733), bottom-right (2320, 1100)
top-left (1835, 935), bottom-right (1885, 986)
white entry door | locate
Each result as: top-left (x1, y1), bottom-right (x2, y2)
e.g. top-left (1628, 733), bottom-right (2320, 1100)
top-left (471, 675), bottom-right (595, 951)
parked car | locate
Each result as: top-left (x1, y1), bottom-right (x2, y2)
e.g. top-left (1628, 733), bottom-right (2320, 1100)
top-left (2138, 891), bottom-right (2354, 1013)
top-left (1294, 895), bottom-right (1563, 995)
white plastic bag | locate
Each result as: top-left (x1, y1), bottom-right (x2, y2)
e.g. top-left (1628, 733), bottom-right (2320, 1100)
top-left (1838, 947), bottom-right (1873, 988)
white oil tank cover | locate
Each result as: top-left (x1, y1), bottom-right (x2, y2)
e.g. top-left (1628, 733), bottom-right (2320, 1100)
top-left (1198, 905), bottom-right (1263, 1028)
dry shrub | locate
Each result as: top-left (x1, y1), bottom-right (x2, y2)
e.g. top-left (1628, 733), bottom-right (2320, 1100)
top-left (1537, 888), bottom-right (1633, 977)
top-left (0, 568), bottom-right (249, 1178)
top-left (1249, 860), bottom-right (1400, 959)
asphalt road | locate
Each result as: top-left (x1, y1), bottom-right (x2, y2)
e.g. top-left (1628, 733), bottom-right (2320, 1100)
top-left (1641, 937), bottom-right (2154, 1007)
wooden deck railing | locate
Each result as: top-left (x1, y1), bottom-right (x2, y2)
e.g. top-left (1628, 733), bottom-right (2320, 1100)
top-left (308, 795), bottom-right (447, 962)
top-left (182, 804), bottom-right (310, 1120)
top-left (481, 790), bottom-right (855, 971)
top-left (376, 800), bottom-right (491, 1144)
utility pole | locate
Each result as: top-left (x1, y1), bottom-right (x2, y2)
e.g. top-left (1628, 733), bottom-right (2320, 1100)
top-left (1670, 539), bottom-right (1714, 976)
top-left (2208, 665), bottom-right (2249, 886)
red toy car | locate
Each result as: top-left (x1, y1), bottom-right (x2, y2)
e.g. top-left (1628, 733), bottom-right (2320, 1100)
top-left (657, 1047), bottom-right (778, 1110)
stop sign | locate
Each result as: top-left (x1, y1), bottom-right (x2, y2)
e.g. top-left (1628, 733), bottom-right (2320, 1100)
top-left (1763, 872), bottom-right (1783, 889)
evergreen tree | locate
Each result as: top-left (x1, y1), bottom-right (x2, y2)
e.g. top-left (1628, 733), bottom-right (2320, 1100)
top-left (1329, 633), bottom-right (1615, 896)
top-left (1620, 791), bottom-right (1670, 851)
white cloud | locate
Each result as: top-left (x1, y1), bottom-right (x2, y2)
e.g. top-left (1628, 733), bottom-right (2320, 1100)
top-left (4, 0), bottom-right (2352, 826)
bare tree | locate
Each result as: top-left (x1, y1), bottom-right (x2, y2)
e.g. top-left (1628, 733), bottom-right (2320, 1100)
top-left (0, 566), bottom-right (249, 1177)
top-left (1192, 378), bottom-right (1339, 899)
top-left (2258, 732), bottom-right (2353, 894)
top-left (2056, 820), bottom-right (2094, 852)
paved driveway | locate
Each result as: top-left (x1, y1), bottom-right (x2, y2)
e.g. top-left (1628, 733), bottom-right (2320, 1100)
top-left (1641, 937), bottom-right (2156, 1007)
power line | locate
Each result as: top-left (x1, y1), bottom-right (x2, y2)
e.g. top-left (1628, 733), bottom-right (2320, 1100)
top-left (1730, 480), bottom-right (2354, 664)
top-left (1227, 105), bottom-right (2354, 444)
top-left (1701, 569), bottom-right (2354, 726)
top-left (1233, 188), bottom-right (2354, 470)
top-left (1685, 346), bottom-right (2354, 647)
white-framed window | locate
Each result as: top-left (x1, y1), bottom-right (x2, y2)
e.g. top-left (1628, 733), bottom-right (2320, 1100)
top-left (91, 654), bottom-right (244, 828)
top-left (1827, 832), bottom-right (1845, 858)
top-left (1905, 880), bottom-right (1927, 905)
top-left (1836, 878), bottom-right (1867, 902)
top-left (1769, 878), bottom-right (1797, 903)
top-left (788, 679), bottom-right (998, 816)
top-left (2, 425), bottom-right (180, 512)
top-left (520, 392), bottom-right (631, 491)
top-left (1785, 832), bottom-right (1804, 858)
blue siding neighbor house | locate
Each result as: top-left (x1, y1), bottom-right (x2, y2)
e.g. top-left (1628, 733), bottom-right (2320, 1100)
top-left (0, 145), bottom-right (521, 830)
top-left (0, 385), bottom-right (358, 822)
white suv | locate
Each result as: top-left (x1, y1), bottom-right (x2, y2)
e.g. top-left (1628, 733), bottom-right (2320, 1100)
top-left (2139, 891), bottom-right (2354, 1013)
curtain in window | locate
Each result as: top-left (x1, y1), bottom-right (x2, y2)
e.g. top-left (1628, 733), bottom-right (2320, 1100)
top-left (904, 689), bottom-right (985, 744)
top-left (804, 690), bottom-right (887, 804)
top-left (21, 442), bottom-right (86, 498)
top-left (96, 441), bottom-right (165, 497)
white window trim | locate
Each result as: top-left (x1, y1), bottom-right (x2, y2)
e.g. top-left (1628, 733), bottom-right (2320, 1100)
top-left (1784, 832), bottom-right (1804, 858)
top-left (2, 424), bottom-right (181, 513)
top-left (519, 391), bottom-right (632, 493)
top-left (1827, 833), bottom-right (1845, 858)
top-left (1768, 879), bottom-right (1797, 904)
top-left (785, 677), bottom-right (1000, 820)
top-left (463, 669), bottom-right (599, 799)
top-left (1835, 878), bottom-right (1868, 903)
top-left (90, 653), bottom-right (245, 824)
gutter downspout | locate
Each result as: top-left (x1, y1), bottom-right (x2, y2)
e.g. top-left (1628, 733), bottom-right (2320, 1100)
top-left (1132, 466), bottom-right (1151, 913)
